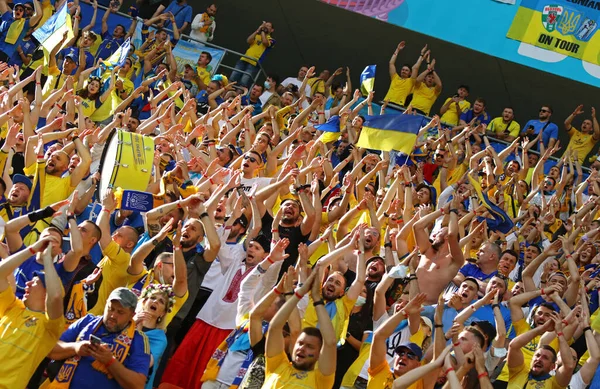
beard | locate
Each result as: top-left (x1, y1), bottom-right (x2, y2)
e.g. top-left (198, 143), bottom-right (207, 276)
top-left (431, 239), bottom-right (444, 251)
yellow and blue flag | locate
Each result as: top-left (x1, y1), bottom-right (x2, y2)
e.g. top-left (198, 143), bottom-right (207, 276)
top-left (506, 0), bottom-right (600, 65)
top-left (32, 2), bottom-right (74, 54)
top-left (316, 115), bottom-right (341, 144)
top-left (467, 175), bottom-right (515, 234)
top-left (360, 65), bottom-right (376, 96)
top-left (356, 114), bottom-right (422, 153)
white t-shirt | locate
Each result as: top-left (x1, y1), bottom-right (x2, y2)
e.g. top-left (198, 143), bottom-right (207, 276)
top-left (197, 227), bottom-right (249, 329)
top-left (281, 77), bottom-right (310, 98)
top-left (569, 370), bottom-right (587, 389)
top-left (259, 90), bottom-right (273, 106)
top-left (239, 176), bottom-right (272, 194)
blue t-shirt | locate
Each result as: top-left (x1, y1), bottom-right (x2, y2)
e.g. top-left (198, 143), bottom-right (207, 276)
top-left (144, 328), bottom-right (167, 389)
top-left (459, 263), bottom-right (498, 282)
top-left (59, 47), bottom-right (94, 74)
top-left (422, 304), bottom-right (473, 335)
top-left (0, 12), bottom-right (29, 57)
top-left (14, 256), bottom-right (73, 299)
top-left (241, 95), bottom-right (262, 114)
top-left (60, 314), bottom-right (151, 389)
top-left (460, 109), bottom-right (491, 126)
top-left (110, 211), bottom-right (144, 233)
top-left (161, 1), bottom-right (192, 31)
top-left (523, 119), bottom-right (558, 148)
top-left (472, 304), bottom-right (516, 339)
top-left (8, 37), bottom-right (35, 67)
top-left (95, 31), bottom-right (124, 62)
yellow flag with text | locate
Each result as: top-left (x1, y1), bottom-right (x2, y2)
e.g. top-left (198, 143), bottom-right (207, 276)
top-left (507, 0), bottom-right (600, 65)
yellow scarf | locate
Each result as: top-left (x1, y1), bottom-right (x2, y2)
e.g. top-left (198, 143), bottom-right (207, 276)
top-left (64, 282), bottom-right (88, 330)
top-left (46, 318), bottom-right (136, 388)
top-left (5, 18), bottom-right (25, 45)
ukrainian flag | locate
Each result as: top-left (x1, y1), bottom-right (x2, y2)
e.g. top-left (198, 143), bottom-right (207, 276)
top-left (360, 65), bottom-right (376, 96)
top-left (32, 2), bottom-right (74, 53)
top-left (356, 114), bottom-right (422, 153)
top-left (93, 37), bottom-right (131, 79)
top-left (467, 175), bottom-right (514, 234)
top-left (316, 115), bottom-right (341, 144)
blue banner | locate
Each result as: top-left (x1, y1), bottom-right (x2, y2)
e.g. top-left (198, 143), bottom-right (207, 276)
top-left (121, 190), bottom-right (153, 212)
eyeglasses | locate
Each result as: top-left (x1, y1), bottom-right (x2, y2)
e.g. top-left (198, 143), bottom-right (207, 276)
top-left (540, 109), bottom-right (551, 113)
top-left (396, 351), bottom-right (418, 360)
top-left (244, 155), bottom-right (258, 163)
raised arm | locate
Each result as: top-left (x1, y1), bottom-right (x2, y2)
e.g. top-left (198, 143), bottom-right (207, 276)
top-left (171, 222), bottom-right (188, 298)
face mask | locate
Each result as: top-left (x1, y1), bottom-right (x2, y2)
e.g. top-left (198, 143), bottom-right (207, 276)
top-left (355, 296), bottom-right (367, 307)
top-left (264, 81), bottom-right (271, 90)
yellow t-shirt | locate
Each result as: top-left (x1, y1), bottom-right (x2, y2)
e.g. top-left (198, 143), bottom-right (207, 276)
top-left (302, 294), bottom-right (356, 342)
top-left (262, 351), bottom-right (335, 389)
top-left (488, 117), bottom-right (521, 139)
top-left (508, 362), bottom-right (565, 389)
top-left (383, 74), bottom-right (414, 107)
top-left (88, 241), bottom-right (131, 315)
top-left (439, 98), bottom-right (471, 126)
top-left (25, 163), bottom-right (75, 207)
top-left (91, 76), bottom-right (134, 123)
top-left (242, 33), bottom-right (273, 66)
top-left (197, 66), bottom-right (211, 86)
top-left (127, 268), bottom-right (189, 327)
top-left (42, 174), bottom-right (74, 207)
top-left (497, 319), bottom-right (559, 382)
top-left (308, 77), bottom-right (325, 97)
top-left (0, 287), bottom-right (65, 389)
top-left (42, 65), bottom-right (78, 99)
top-left (368, 360), bottom-right (424, 389)
top-left (410, 82), bottom-right (440, 116)
top-left (566, 126), bottom-right (596, 164)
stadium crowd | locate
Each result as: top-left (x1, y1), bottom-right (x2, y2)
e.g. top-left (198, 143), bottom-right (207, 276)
top-left (2, 0), bottom-right (600, 389)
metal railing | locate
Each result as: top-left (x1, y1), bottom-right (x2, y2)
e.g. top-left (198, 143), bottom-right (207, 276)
top-left (89, 2), bottom-right (267, 90)
top-left (370, 100), bottom-right (592, 174)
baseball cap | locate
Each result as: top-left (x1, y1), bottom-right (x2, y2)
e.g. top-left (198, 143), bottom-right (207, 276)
top-left (250, 234), bottom-right (270, 253)
top-left (394, 342), bottom-right (423, 361)
top-left (13, 2), bottom-right (25, 9)
top-left (108, 287), bottom-right (138, 310)
top-left (12, 174), bottom-right (32, 191)
top-left (233, 213), bottom-right (248, 229)
top-left (32, 271), bottom-right (46, 288)
top-left (64, 52), bottom-right (79, 66)
top-left (420, 316), bottom-right (433, 331)
top-left (184, 63), bottom-right (197, 73)
top-left (366, 256), bottom-right (385, 266)
top-left (471, 320), bottom-right (497, 345)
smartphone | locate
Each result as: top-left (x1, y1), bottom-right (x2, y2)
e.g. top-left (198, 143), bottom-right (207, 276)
top-left (90, 335), bottom-right (102, 346)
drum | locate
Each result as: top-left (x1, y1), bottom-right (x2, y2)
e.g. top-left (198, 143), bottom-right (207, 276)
top-left (98, 129), bottom-right (154, 196)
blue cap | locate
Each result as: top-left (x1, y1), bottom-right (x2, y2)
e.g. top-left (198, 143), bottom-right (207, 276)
top-left (32, 271), bottom-right (46, 288)
top-left (394, 342), bottom-right (423, 361)
top-left (12, 174), bottom-right (32, 191)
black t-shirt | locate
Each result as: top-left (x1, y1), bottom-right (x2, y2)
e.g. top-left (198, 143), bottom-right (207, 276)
top-left (261, 212), bottom-right (309, 279)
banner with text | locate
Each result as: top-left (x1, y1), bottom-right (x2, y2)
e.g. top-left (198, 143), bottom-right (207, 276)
top-left (507, 0), bottom-right (600, 65)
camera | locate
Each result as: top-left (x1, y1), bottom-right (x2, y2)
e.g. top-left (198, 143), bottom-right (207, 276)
top-left (288, 84), bottom-right (299, 93)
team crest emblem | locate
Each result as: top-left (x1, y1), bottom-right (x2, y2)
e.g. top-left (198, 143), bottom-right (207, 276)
top-left (542, 5), bottom-right (564, 32)
top-left (24, 316), bottom-right (38, 327)
top-left (116, 333), bottom-right (132, 346)
top-left (557, 7), bottom-right (583, 35)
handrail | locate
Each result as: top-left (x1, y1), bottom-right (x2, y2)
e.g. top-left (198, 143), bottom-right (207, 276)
top-left (86, 2), bottom-right (267, 90)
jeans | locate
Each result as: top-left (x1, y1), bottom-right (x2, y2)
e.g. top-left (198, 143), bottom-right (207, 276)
top-left (230, 59), bottom-right (259, 88)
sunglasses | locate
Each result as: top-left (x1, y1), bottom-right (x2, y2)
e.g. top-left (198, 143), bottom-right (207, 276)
top-left (540, 109), bottom-right (551, 113)
top-left (244, 155), bottom-right (258, 163)
top-left (396, 351), bottom-right (418, 360)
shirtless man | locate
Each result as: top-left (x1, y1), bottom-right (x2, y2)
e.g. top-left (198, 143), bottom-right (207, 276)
top-left (412, 199), bottom-right (464, 304)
